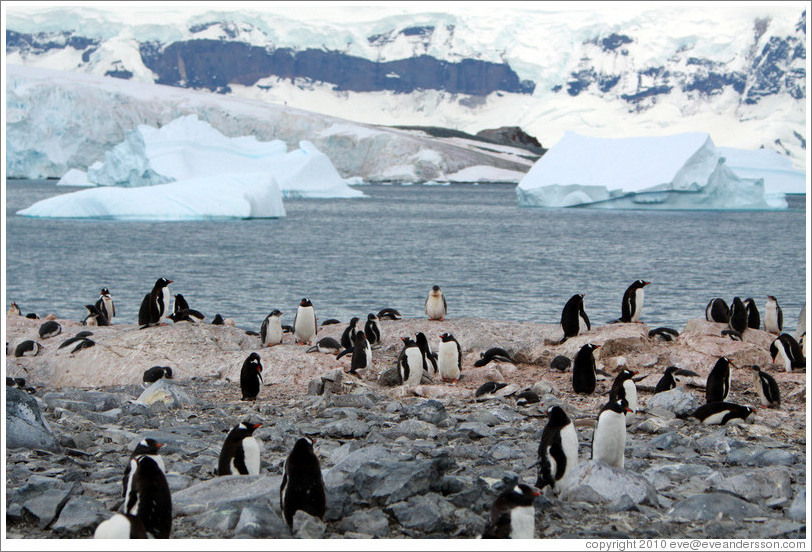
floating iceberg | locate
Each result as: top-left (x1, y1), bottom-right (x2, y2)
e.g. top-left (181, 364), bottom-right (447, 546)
top-left (516, 132), bottom-right (802, 210)
top-left (18, 173), bottom-right (286, 221)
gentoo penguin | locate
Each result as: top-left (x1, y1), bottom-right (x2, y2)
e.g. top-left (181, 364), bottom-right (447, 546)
top-left (70, 338), bottom-right (95, 354)
top-left (8, 302), bottom-right (21, 316)
top-left (240, 352), bottom-right (263, 401)
top-left (728, 297), bottom-right (748, 334)
top-left (437, 332), bottom-right (462, 383)
top-left (619, 280), bottom-right (650, 323)
top-left (560, 293), bottom-right (590, 344)
top-left (608, 368), bottom-right (639, 425)
top-left (572, 343), bottom-right (600, 394)
top-left (415, 332), bottom-right (438, 377)
top-left (340, 317), bottom-right (359, 350)
top-left (58, 330), bottom-right (93, 350)
top-left (764, 295), bottom-right (783, 334)
top-left (348, 330), bottom-right (372, 375)
top-left (95, 288), bottom-right (115, 324)
top-left (83, 304), bottom-right (109, 326)
top-left (364, 313), bottom-right (381, 345)
top-left (143, 366), bottom-right (173, 386)
top-left (398, 337), bottom-right (425, 385)
top-left (550, 355), bottom-right (571, 372)
top-left (6, 377), bottom-right (26, 388)
top-left (38, 320), bottom-right (62, 339)
top-left (306, 337), bottom-right (342, 355)
top-left (706, 357), bottom-right (733, 403)
top-left (260, 309), bottom-right (284, 347)
top-left (591, 398), bottom-right (631, 469)
top-left (692, 402), bottom-right (755, 425)
top-left (425, 285), bottom-right (447, 321)
top-left (654, 366), bottom-right (680, 394)
top-left (293, 298), bottom-right (317, 345)
top-left (721, 329), bottom-right (743, 341)
top-left (377, 307), bottom-right (402, 320)
top-left (25, 312), bottom-right (40, 319)
top-left (138, 277), bottom-right (173, 328)
top-left (172, 293), bottom-right (190, 314)
top-left (705, 298), bottom-right (730, 323)
top-left (751, 365), bottom-right (780, 408)
top-left (475, 381), bottom-right (510, 400)
top-left (648, 327), bottom-right (679, 342)
top-left (474, 347), bottom-right (515, 367)
top-left (770, 333), bottom-right (806, 372)
top-left (535, 406), bottom-right (578, 495)
top-left (122, 439), bottom-right (166, 502)
top-left (93, 513), bottom-right (147, 539)
top-left (211, 314), bottom-right (225, 325)
top-left (516, 389), bottom-right (540, 406)
top-left (481, 483), bottom-right (539, 539)
top-left (280, 437), bottom-right (326, 528)
top-left (14, 340), bottom-right (40, 357)
top-left (168, 308), bottom-right (205, 324)
top-left (744, 298), bottom-right (760, 330)
top-left (217, 421), bottom-right (262, 476)
top-left (320, 318), bottom-right (341, 326)
top-left (123, 455), bottom-right (172, 538)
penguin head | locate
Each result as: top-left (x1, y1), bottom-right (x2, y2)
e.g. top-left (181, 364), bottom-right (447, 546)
top-left (355, 330), bottom-right (367, 342)
top-left (634, 280), bottom-right (650, 288)
top-left (750, 364), bottom-right (762, 374)
top-left (618, 368), bottom-right (637, 379)
top-left (291, 436), bottom-right (317, 457)
top-left (269, 309), bottom-right (283, 318)
top-left (415, 332), bottom-right (428, 345)
top-left (100, 288), bottom-right (111, 297)
top-left (769, 341), bottom-right (779, 361)
top-left (155, 277), bottom-right (173, 288)
top-left (605, 398), bottom-right (631, 414)
top-left (664, 366), bottom-right (679, 375)
top-left (767, 295), bottom-right (777, 303)
top-left (431, 285), bottom-right (441, 292)
top-left (134, 438), bottom-right (163, 455)
top-left (162, 367), bottom-right (173, 379)
top-left (401, 336), bottom-right (416, 347)
top-left (247, 352), bottom-right (262, 370)
top-left (546, 405), bottom-right (570, 427)
top-left (349, 317), bottom-right (359, 325)
top-left (300, 298), bottom-right (312, 307)
top-left (440, 332), bottom-right (455, 342)
top-left (508, 483), bottom-right (540, 505)
top-left (238, 421), bottom-right (262, 435)
top-left (367, 313), bottom-right (377, 321)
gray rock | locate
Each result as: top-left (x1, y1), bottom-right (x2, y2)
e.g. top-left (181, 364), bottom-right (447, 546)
top-left (404, 400), bottom-right (448, 424)
top-left (136, 379), bottom-right (195, 409)
top-left (788, 489), bottom-right (806, 521)
top-left (329, 394), bottom-right (377, 409)
top-left (668, 492), bottom-right (767, 521)
top-left (385, 419), bottom-right (440, 440)
top-left (173, 474), bottom-right (282, 515)
top-left (321, 418), bottom-right (371, 438)
top-left (22, 488), bottom-right (73, 528)
top-left (389, 493), bottom-right (456, 534)
top-left (234, 503), bottom-right (290, 538)
top-left (187, 504), bottom-right (241, 532)
top-left (560, 460), bottom-right (658, 506)
top-left (6, 387), bottom-right (61, 452)
top-left (339, 509), bottom-right (390, 537)
top-left (746, 449), bottom-right (799, 467)
top-left (454, 422), bottom-right (494, 439)
top-left (645, 387), bottom-right (700, 417)
top-left (51, 495), bottom-right (110, 535)
top-left (650, 431), bottom-right (691, 450)
top-left (726, 441), bottom-right (763, 465)
top-left (711, 468), bottom-right (792, 505)
top-left (292, 510), bottom-right (326, 538)
top-left (353, 457), bottom-right (449, 506)
top-left (307, 379), bottom-right (324, 396)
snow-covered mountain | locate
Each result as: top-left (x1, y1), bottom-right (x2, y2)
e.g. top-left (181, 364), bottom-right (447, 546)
top-left (4, 4), bottom-right (808, 168)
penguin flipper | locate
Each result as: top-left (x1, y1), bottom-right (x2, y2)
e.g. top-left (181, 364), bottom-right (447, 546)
top-left (581, 307), bottom-right (591, 330)
top-left (137, 293), bottom-right (152, 326)
top-left (335, 348), bottom-right (353, 360)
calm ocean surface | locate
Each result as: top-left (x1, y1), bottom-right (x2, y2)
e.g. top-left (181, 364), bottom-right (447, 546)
top-left (4, 179), bottom-right (808, 334)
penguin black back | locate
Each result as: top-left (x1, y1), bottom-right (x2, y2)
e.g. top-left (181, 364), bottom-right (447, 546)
top-left (728, 297), bottom-right (748, 334)
top-left (377, 308), bottom-right (402, 320)
top-left (474, 347), bottom-right (514, 367)
top-left (415, 332), bottom-right (438, 376)
top-left (38, 320), bottom-right (62, 339)
top-left (654, 366), bottom-right (679, 394)
top-left (143, 366), bottom-right (173, 385)
top-left (693, 402), bottom-right (755, 425)
top-left (609, 368), bottom-right (637, 403)
top-left (620, 280), bottom-right (649, 323)
top-left (239, 352), bottom-right (263, 401)
top-left (173, 293), bottom-right (190, 314)
top-left (280, 437), bottom-right (326, 527)
top-left (560, 294), bottom-right (590, 343)
top-left (705, 298), bottom-right (730, 323)
top-left (482, 483), bottom-right (538, 539)
top-left (536, 406), bottom-right (574, 490)
top-left (349, 330), bottom-right (370, 374)
top-left (744, 298), bottom-right (760, 330)
top-left (706, 357), bottom-right (732, 403)
top-left (752, 365), bottom-right (781, 408)
top-left (217, 421), bottom-right (262, 476)
top-left (126, 455), bottom-right (172, 539)
top-left (572, 343), bottom-right (599, 394)
top-left (340, 317), bottom-right (359, 350)
top-left (364, 314), bottom-right (381, 345)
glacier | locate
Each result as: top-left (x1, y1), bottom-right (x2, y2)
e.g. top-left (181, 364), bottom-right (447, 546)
top-left (17, 173), bottom-right (286, 221)
top-left (516, 132), bottom-right (804, 210)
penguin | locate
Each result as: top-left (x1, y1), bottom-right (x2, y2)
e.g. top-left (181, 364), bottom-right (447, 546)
top-left (608, 368), bottom-right (639, 425)
top-left (474, 347), bottom-right (515, 367)
top-left (280, 437), bottom-right (326, 528)
top-left (474, 381), bottom-right (510, 399)
top-left (340, 317), bottom-right (359, 350)
top-left (168, 308), bottom-right (205, 323)
top-left (6, 377), bottom-right (26, 388)
top-left (83, 304), bottom-right (109, 326)
top-left (770, 333), bottom-right (806, 372)
top-left (692, 402), bottom-right (755, 425)
top-left (751, 365), bottom-right (780, 408)
top-left (535, 405), bottom-right (578, 495)
top-left (95, 288), bottom-right (116, 324)
top-left (38, 320), bottom-right (62, 339)
top-left (239, 352), bottom-right (263, 401)
top-left (320, 319), bottom-right (341, 326)
top-left (572, 343), bottom-right (600, 394)
top-left (71, 338), bottom-right (95, 354)
top-left (721, 329), bottom-right (743, 341)
top-left (550, 355), bottom-right (571, 372)
top-left (143, 366), bottom-right (173, 386)
top-left (398, 337), bottom-right (425, 385)
top-left (516, 389), bottom-right (540, 406)
top-left (619, 280), bottom-right (650, 323)
top-left (123, 455), bottom-right (172, 539)
top-left (560, 293), bottom-right (590, 344)
top-left (705, 298), bottom-right (730, 323)
top-left (800, 332), bottom-right (807, 358)
top-left (415, 332), bottom-right (438, 377)
top-left (425, 285), bottom-right (447, 321)
top-left (8, 302), bottom-right (21, 316)
top-left (377, 307), bottom-right (402, 320)
top-left (728, 297), bottom-right (748, 334)
top-left (654, 366), bottom-right (679, 394)
top-left (306, 337), bottom-right (342, 355)
top-left (481, 483), bottom-right (538, 539)
top-left (217, 421), bottom-right (262, 476)
top-left (93, 513), bottom-right (148, 539)
top-left (591, 398), bottom-right (631, 469)
top-left (14, 340), bottom-right (40, 357)
top-left (364, 313), bottom-right (381, 346)
top-left (260, 309), bottom-right (284, 347)
top-left (211, 314), bottom-right (225, 325)
top-left (293, 298), bottom-right (317, 345)
top-left (348, 330), bottom-right (372, 374)
top-left (122, 438), bottom-right (166, 504)
top-left (648, 327), bottom-right (679, 342)
top-left (138, 277), bottom-right (173, 328)
top-left (764, 295), bottom-right (783, 334)
top-left (437, 332), bottom-right (462, 383)
top-left (58, 331), bottom-right (94, 350)
top-left (706, 357), bottom-right (733, 403)
top-left (744, 298), bottom-right (760, 330)
top-left (25, 313), bottom-right (40, 319)
top-left (172, 293), bottom-right (190, 314)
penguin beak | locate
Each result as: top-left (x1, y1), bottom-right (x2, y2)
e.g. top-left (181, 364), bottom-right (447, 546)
top-left (253, 423), bottom-right (262, 429)
top-left (644, 281), bottom-right (651, 286)
top-left (593, 344), bottom-right (601, 349)
top-left (625, 407), bottom-right (633, 413)
top-left (156, 443), bottom-right (164, 448)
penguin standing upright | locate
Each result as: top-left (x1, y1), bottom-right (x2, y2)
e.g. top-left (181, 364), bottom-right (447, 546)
top-left (535, 406), bottom-right (578, 495)
top-left (705, 298), bottom-right (730, 323)
top-left (95, 288), bottom-right (115, 324)
top-left (770, 333), bottom-right (805, 372)
top-left (364, 313), bottom-right (381, 346)
top-left (591, 398), bottom-right (631, 469)
top-left (8, 302), bottom-right (21, 316)
top-left (619, 280), bottom-right (650, 323)
top-left (572, 343), bottom-right (600, 394)
top-left (654, 366), bottom-right (679, 394)
top-left (123, 455), bottom-right (172, 538)
top-left (425, 285), bottom-right (447, 321)
top-left (608, 368), bottom-right (639, 425)
top-left (240, 352), bottom-right (263, 401)
top-left (138, 278), bottom-right (173, 327)
top-left (560, 294), bottom-right (590, 344)
top-left (415, 332), bottom-right (438, 377)
top-left (293, 298), bottom-right (317, 345)
top-left (728, 297), bottom-right (748, 335)
top-left (744, 298), bottom-right (760, 330)
top-left (706, 357), bottom-right (733, 403)
top-left (437, 332), bottom-right (462, 383)
top-left (764, 295), bottom-right (784, 334)
top-left (217, 421), bottom-right (262, 476)
top-left (280, 437), bottom-right (326, 528)
top-left (481, 483), bottom-right (538, 539)
top-left (83, 304), bottom-right (109, 326)
top-left (398, 337), bottom-right (425, 385)
top-left (340, 317), bottom-right (359, 350)
top-left (260, 309), bottom-right (284, 347)
top-left (349, 330), bottom-right (372, 374)
top-left (122, 438), bottom-right (165, 498)
top-left (751, 365), bottom-right (781, 408)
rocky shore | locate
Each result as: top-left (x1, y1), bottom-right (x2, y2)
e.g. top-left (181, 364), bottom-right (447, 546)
top-left (5, 313), bottom-right (807, 540)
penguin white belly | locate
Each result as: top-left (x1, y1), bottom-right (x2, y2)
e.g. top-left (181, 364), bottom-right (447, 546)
top-left (160, 288), bottom-right (171, 322)
top-left (623, 380), bottom-right (638, 425)
top-left (242, 436), bottom-right (261, 475)
top-left (438, 343), bottom-right (460, 381)
top-left (764, 307), bottom-right (779, 332)
top-left (404, 348), bottom-right (424, 385)
top-left (426, 296), bottom-right (445, 319)
top-left (294, 308), bottom-right (317, 344)
top-left (364, 343), bottom-right (373, 369)
top-left (94, 514), bottom-right (133, 539)
top-left (264, 320), bottom-right (283, 346)
top-left (123, 459), bottom-right (139, 514)
top-left (754, 374), bottom-right (768, 406)
top-left (509, 505), bottom-right (535, 539)
top-left (779, 347), bottom-right (793, 372)
top-left (558, 423), bottom-right (579, 487)
top-left (701, 410), bottom-right (734, 425)
top-left (632, 289), bottom-right (644, 322)
top-left (592, 412), bottom-right (626, 468)
top-left (102, 296), bottom-right (115, 321)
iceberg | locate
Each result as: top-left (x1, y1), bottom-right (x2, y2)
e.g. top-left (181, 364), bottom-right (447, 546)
top-left (516, 132), bottom-right (801, 210)
top-left (17, 173), bottom-right (286, 221)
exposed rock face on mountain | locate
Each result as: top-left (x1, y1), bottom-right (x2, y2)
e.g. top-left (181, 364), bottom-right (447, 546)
top-left (476, 127), bottom-right (546, 156)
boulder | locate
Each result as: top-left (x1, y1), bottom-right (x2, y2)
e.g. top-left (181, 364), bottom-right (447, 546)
top-left (234, 503), bottom-right (290, 538)
top-left (136, 379), bottom-right (196, 408)
top-left (559, 460), bottom-right (658, 506)
top-left (388, 494), bottom-right (457, 534)
top-left (172, 474), bottom-right (282, 515)
top-left (645, 387), bottom-right (700, 417)
top-left (668, 492), bottom-right (768, 521)
top-left (51, 495), bottom-right (111, 535)
top-left (6, 388), bottom-right (61, 452)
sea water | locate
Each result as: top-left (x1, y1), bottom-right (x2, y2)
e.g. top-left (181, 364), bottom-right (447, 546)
top-left (4, 179), bottom-right (807, 333)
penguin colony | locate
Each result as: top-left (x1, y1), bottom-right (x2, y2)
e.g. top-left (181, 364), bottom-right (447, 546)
top-left (7, 278), bottom-right (807, 539)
